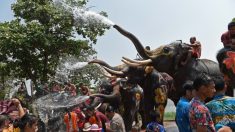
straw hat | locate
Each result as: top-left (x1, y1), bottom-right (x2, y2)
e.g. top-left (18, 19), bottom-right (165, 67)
top-left (90, 124), bottom-right (102, 131)
top-left (83, 122), bottom-right (91, 131)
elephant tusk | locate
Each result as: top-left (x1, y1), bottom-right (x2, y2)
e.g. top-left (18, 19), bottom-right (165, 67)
top-left (94, 64), bottom-right (118, 78)
top-left (121, 59), bottom-right (142, 67)
top-left (122, 57), bottom-right (152, 65)
top-left (103, 66), bottom-right (124, 75)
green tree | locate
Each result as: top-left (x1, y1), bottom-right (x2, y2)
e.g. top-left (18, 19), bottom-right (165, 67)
top-left (0, 0), bottom-right (109, 87)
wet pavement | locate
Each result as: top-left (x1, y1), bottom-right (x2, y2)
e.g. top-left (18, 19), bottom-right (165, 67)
top-left (164, 121), bottom-right (179, 132)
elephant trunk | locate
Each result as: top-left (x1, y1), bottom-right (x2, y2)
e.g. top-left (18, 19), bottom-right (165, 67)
top-left (90, 88), bottom-right (121, 103)
top-left (113, 25), bottom-right (150, 59)
top-left (88, 59), bottom-right (121, 71)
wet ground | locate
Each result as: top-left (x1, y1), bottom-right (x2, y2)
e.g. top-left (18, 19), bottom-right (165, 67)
top-left (164, 99), bottom-right (178, 132)
top-left (164, 121), bottom-right (179, 132)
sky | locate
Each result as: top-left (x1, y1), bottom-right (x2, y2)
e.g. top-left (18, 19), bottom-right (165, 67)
top-left (1, 0), bottom-right (235, 66)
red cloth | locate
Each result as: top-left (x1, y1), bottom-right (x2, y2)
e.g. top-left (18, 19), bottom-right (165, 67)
top-left (94, 111), bottom-right (109, 127)
top-left (87, 111), bottom-right (109, 128)
top-left (0, 100), bottom-right (17, 115)
top-left (64, 112), bottom-right (78, 132)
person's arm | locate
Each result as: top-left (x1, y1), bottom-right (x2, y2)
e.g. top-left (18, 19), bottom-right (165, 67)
top-left (11, 98), bottom-right (25, 118)
top-left (196, 125), bottom-right (207, 132)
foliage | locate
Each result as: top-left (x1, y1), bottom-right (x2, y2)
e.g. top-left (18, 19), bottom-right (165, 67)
top-left (164, 112), bottom-right (176, 121)
top-left (0, 0), bottom-right (110, 87)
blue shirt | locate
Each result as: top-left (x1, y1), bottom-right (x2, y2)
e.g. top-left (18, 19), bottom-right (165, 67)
top-left (176, 97), bottom-right (192, 132)
top-left (146, 122), bottom-right (165, 132)
top-left (206, 94), bottom-right (235, 131)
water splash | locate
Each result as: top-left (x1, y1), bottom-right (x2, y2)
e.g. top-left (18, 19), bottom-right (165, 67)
top-left (53, 0), bottom-right (115, 27)
top-left (64, 62), bottom-right (88, 70)
top-left (33, 92), bottom-right (89, 131)
top-left (53, 60), bottom-right (88, 83)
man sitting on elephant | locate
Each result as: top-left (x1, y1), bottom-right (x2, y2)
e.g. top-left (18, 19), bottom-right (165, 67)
top-left (190, 36), bottom-right (201, 58)
top-left (174, 37), bottom-right (201, 70)
top-left (221, 18), bottom-right (235, 49)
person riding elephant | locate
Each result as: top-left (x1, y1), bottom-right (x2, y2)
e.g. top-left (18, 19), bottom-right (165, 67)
top-left (89, 59), bottom-right (175, 127)
top-left (112, 24), bottom-right (224, 102)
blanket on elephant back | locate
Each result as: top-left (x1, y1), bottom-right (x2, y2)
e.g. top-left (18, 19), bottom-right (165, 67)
top-left (0, 100), bottom-right (17, 114)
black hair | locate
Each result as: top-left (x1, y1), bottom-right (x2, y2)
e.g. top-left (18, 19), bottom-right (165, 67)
top-left (145, 46), bottom-right (150, 50)
top-left (83, 106), bottom-right (94, 112)
top-left (106, 105), bottom-right (114, 113)
top-left (193, 73), bottom-right (213, 91)
top-left (65, 108), bottom-right (71, 120)
top-left (26, 115), bottom-right (38, 128)
top-left (181, 81), bottom-right (193, 96)
top-left (16, 114), bottom-right (38, 130)
top-left (100, 80), bottom-right (113, 94)
top-left (212, 76), bottom-right (225, 91)
top-left (228, 21), bottom-right (235, 30)
top-left (149, 110), bottom-right (160, 122)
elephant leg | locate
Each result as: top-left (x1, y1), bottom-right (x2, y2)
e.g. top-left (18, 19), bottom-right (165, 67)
top-left (154, 88), bottom-right (168, 125)
top-left (143, 98), bottom-right (154, 125)
top-left (123, 107), bottom-right (135, 132)
top-left (138, 105), bottom-right (146, 129)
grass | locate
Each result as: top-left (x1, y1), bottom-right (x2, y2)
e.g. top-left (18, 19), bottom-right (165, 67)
top-left (164, 112), bottom-right (176, 121)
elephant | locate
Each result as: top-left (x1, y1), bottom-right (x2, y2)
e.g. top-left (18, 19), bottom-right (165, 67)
top-left (89, 59), bottom-right (175, 127)
top-left (216, 47), bottom-right (235, 91)
top-left (112, 24), bottom-right (225, 104)
top-left (89, 77), bottom-right (144, 131)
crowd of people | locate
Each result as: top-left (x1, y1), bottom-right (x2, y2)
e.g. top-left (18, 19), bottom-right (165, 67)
top-left (1, 18), bottom-right (235, 132)
top-left (176, 74), bottom-right (235, 132)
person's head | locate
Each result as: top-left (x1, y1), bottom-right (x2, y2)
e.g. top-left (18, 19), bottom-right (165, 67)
top-left (105, 105), bottom-right (115, 120)
top-left (213, 76), bottom-right (226, 93)
top-left (83, 107), bottom-right (95, 118)
top-left (21, 114), bottom-right (38, 132)
top-left (99, 80), bottom-right (113, 94)
top-left (145, 46), bottom-right (150, 50)
top-left (228, 18), bottom-right (235, 46)
top-left (193, 73), bottom-right (215, 99)
top-left (181, 81), bottom-right (194, 100)
top-left (0, 114), bottom-right (10, 129)
top-left (190, 37), bottom-right (196, 44)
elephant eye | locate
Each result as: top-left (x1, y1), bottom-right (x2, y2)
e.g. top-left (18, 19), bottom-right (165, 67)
top-left (163, 47), bottom-right (170, 53)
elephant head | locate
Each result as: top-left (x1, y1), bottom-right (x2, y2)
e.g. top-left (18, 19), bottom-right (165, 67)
top-left (113, 25), bottom-right (192, 76)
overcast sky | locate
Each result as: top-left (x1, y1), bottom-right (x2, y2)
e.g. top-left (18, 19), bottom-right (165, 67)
top-left (1, 0), bottom-right (235, 66)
